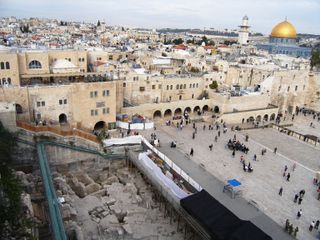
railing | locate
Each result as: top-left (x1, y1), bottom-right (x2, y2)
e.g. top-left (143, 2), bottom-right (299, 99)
top-left (140, 136), bottom-right (203, 192)
top-left (16, 121), bottom-right (99, 143)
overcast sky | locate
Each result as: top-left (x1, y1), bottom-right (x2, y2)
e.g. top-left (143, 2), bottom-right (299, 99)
top-left (1, 0), bottom-right (319, 34)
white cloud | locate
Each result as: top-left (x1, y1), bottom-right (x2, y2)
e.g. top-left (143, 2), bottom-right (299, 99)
top-left (0, 0), bottom-right (319, 34)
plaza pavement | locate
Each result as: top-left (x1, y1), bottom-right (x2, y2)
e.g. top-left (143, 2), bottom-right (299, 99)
top-left (141, 119), bottom-right (320, 240)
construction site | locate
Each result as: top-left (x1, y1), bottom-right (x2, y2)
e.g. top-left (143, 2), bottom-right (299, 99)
top-left (10, 127), bottom-right (206, 240)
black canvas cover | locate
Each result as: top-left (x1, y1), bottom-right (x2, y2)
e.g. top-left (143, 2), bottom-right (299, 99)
top-left (180, 190), bottom-right (272, 240)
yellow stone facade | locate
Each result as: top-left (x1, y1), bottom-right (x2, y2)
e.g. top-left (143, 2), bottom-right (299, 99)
top-left (0, 50), bottom-right (117, 130)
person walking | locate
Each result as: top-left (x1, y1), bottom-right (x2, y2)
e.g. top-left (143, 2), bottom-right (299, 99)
top-left (218, 130), bottom-right (220, 137)
top-left (214, 136), bottom-right (218, 142)
top-left (284, 165), bottom-right (288, 172)
top-left (298, 197), bottom-right (303, 205)
top-left (292, 163), bottom-right (296, 171)
top-left (315, 220), bottom-right (320, 230)
top-left (279, 187), bottom-right (283, 196)
top-left (253, 154), bottom-right (257, 161)
top-left (190, 148), bottom-right (194, 156)
top-left (274, 147), bottom-right (277, 154)
top-left (209, 144), bottom-right (213, 151)
top-left (293, 226), bottom-right (299, 237)
top-left (294, 193), bottom-right (299, 203)
top-left (286, 172), bottom-right (291, 181)
top-left (232, 150), bottom-right (235, 158)
top-left (297, 209), bottom-right (302, 219)
top-left (309, 221), bottom-right (315, 231)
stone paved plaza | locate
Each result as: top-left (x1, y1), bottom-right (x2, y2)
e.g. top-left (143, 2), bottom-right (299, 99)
top-left (140, 116), bottom-right (320, 240)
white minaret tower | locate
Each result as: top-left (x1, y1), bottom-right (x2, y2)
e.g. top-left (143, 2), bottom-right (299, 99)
top-left (238, 15), bottom-right (250, 45)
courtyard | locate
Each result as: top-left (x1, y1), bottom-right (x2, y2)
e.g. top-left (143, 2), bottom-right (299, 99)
top-left (140, 114), bottom-right (320, 240)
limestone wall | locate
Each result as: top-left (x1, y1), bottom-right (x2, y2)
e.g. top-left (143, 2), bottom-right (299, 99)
top-left (220, 107), bottom-right (279, 124)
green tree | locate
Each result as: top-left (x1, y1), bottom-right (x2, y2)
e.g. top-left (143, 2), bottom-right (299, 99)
top-left (0, 123), bottom-right (35, 239)
top-left (172, 38), bottom-right (183, 45)
top-left (310, 49), bottom-right (320, 70)
top-left (97, 20), bottom-right (101, 27)
top-left (209, 80), bottom-right (218, 89)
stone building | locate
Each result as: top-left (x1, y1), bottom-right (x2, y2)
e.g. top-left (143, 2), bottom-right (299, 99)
top-left (256, 20), bottom-right (312, 58)
top-left (0, 48), bottom-right (118, 130)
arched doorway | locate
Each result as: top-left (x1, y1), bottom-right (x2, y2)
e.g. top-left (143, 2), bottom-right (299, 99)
top-left (263, 114), bottom-right (268, 121)
top-left (94, 121), bottom-right (106, 131)
top-left (247, 116), bottom-right (254, 122)
top-left (15, 104), bottom-right (23, 114)
top-left (174, 108), bottom-right (182, 116)
top-left (153, 110), bottom-right (162, 119)
top-left (193, 106), bottom-right (200, 113)
top-left (270, 113), bottom-right (276, 121)
top-left (59, 113), bottom-right (67, 124)
top-left (184, 107), bottom-right (191, 114)
top-left (213, 106), bottom-right (220, 113)
top-left (256, 115), bottom-right (261, 122)
top-left (164, 109), bottom-right (172, 118)
top-left (202, 105), bottom-right (209, 112)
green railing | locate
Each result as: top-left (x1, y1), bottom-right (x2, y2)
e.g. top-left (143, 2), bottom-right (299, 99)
top-left (19, 139), bottom-right (125, 240)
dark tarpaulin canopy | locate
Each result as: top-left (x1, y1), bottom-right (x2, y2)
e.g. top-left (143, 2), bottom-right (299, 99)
top-left (180, 190), bottom-right (272, 240)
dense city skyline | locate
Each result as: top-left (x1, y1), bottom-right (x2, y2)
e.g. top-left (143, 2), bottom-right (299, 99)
top-left (1, 0), bottom-right (320, 35)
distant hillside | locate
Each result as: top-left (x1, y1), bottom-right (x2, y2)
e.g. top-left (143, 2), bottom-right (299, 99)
top-left (157, 28), bottom-right (263, 37)
top-left (297, 33), bottom-right (320, 38)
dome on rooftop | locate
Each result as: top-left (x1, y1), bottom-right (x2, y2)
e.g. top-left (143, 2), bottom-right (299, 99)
top-left (271, 20), bottom-right (297, 39)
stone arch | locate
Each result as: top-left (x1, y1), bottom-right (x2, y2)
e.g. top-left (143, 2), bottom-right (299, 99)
top-left (94, 121), bottom-right (106, 131)
top-left (263, 114), bottom-right (269, 121)
top-left (184, 107), bottom-right (191, 114)
top-left (59, 113), bottom-right (67, 124)
top-left (202, 105), bottom-right (209, 112)
top-left (28, 60), bottom-right (42, 69)
top-left (213, 106), bottom-right (220, 113)
top-left (164, 109), bottom-right (172, 118)
top-left (15, 104), bottom-right (23, 114)
top-left (174, 108), bottom-right (182, 116)
top-left (270, 113), bottom-right (276, 121)
top-left (193, 106), bottom-right (200, 113)
top-left (247, 116), bottom-right (254, 122)
top-left (153, 110), bottom-right (162, 119)
top-left (256, 115), bottom-right (262, 122)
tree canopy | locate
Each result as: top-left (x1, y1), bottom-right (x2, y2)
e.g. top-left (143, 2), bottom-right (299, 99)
top-left (209, 80), bottom-right (218, 89)
top-left (311, 49), bottom-right (320, 70)
top-left (172, 38), bottom-right (184, 45)
top-left (0, 123), bottom-right (34, 239)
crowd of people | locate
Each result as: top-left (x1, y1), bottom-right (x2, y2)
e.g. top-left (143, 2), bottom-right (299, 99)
top-left (227, 138), bottom-right (249, 154)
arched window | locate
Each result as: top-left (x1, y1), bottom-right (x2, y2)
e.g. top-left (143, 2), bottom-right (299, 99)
top-left (5, 62), bottom-right (10, 69)
top-left (0, 62), bottom-right (4, 69)
top-left (28, 60), bottom-right (42, 69)
top-left (7, 77), bottom-right (11, 85)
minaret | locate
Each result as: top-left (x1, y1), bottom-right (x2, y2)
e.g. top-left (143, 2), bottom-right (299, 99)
top-left (238, 15), bottom-right (250, 45)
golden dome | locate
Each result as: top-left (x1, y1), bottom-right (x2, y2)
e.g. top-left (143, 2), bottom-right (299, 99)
top-left (271, 20), bottom-right (297, 38)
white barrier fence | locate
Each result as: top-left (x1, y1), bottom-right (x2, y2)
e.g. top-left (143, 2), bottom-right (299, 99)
top-left (116, 121), bottom-right (154, 130)
top-left (140, 136), bottom-right (202, 192)
top-left (102, 133), bottom-right (202, 192)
